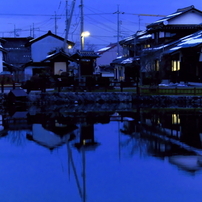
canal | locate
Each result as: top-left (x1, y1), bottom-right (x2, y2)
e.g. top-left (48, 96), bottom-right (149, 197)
top-left (0, 105), bottom-right (202, 202)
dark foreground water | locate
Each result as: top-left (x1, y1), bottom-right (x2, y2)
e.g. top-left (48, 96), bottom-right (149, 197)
top-left (1, 107), bottom-right (202, 202)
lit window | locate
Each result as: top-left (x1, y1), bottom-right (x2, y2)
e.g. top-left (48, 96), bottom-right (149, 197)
top-left (144, 44), bottom-right (151, 48)
top-left (155, 60), bottom-right (159, 71)
top-left (172, 60), bottom-right (180, 71)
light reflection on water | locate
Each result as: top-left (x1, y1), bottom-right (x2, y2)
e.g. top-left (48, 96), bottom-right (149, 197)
top-left (0, 108), bottom-right (202, 202)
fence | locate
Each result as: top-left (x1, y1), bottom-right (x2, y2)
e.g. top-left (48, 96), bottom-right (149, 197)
top-left (140, 86), bottom-right (202, 95)
top-left (2, 80), bottom-right (202, 96)
top-left (0, 80), bottom-right (138, 93)
top-left (0, 82), bottom-right (18, 93)
top-left (56, 81), bottom-right (138, 93)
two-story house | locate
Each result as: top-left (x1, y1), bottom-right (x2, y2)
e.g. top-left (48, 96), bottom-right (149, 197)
top-left (23, 30), bottom-right (75, 80)
top-left (142, 5), bottom-right (202, 84)
top-left (118, 5), bottom-right (202, 85)
top-left (112, 31), bottom-right (150, 82)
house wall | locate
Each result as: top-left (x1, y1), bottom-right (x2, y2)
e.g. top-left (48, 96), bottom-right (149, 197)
top-left (24, 65), bottom-right (49, 80)
top-left (31, 36), bottom-right (64, 62)
top-left (97, 47), bottom-right (118, 66)
top-left (169, 12), bottom-right (202, 24)
top-left (114, 65), bottom-right (125, 81)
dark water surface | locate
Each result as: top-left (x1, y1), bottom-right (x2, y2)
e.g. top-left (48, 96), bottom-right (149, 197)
top-left (1, 107), bottom-right (202, 202)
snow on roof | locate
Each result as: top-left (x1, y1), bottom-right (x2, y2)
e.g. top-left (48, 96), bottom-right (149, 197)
top-left (136, 30), bottom-right (147, 36)
top-left (167, 12), bottom-right (182, 18)
top-left (46, 53), bottom-right (56, 58)
top-left (138, 34), bottom-right (152, 39)
top-left (97, 43), bottom-right (117, 54)
top-left (124, 35), bottom-right (135, 42)
top-left (180, 38), bottom-right (202, 46)
top-left (97, 47), bottom-right (111, 52)
top-left (154, 12), bottom-right (182, 24)
top-left (165, 31), bottom-right (202, 53)
top-left (121, 57), bottom-right (133, 64)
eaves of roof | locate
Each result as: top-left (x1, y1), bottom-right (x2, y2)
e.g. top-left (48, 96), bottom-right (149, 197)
top-left (26, 30), bottom-right (75, 46)
top-left (120, 35), bottom-right (135, 44)
top-left (0, 46), bottom-right (7, 53)
top-left (22, 61), bottom-right (51, 68)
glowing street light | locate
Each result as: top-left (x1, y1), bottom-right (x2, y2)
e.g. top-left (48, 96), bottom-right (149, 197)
top-left (81, 31), bottom-right (90, 50)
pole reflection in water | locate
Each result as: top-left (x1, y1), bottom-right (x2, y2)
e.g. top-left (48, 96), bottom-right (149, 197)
top-left (1, 107), bottom-right (202, 201)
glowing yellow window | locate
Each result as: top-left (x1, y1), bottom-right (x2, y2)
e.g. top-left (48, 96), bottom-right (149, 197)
top-left (172, 60), bottom-right (180, 71)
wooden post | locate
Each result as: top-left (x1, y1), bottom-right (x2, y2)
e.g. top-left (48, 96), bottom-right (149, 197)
top-left (104, 81), bottom-right (107, 92)
top-left (12, 82), bottom-right (15, 90)
top-left (1, 80), bottom-right (4, 93)
top-left (175, 87), bottom-right (177, 95)
top-left (120, 81), bottom-right (123, 92)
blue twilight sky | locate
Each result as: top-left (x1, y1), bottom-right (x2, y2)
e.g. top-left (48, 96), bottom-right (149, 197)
top-left (1, 0), bottom-right (202, 49)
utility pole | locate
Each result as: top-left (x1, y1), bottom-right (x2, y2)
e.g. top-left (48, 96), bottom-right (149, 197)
top-left (51, 12), bottom-right (61, 35)
top-left (13, 25), bottom-right (21, 37)
top-left (64, 0), bottom-right (69, 52)
top-left (66, 0), bottom-right (76, 38)
top-left (33, 23), bottom-right (35, 38)
top-left (30, 23), bottom-right (40, 38)
top-left (114, 5), bottom-right (124, 56)
top-left (80, 0), bottom-right (84, 50)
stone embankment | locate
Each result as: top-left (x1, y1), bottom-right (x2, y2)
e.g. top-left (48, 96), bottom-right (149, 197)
top-left (27, 92), bottom-right (134, 105)
top-left (2, 91), bottom-right (202, 107)
top-left (26, 92), bottom-right (202, 107)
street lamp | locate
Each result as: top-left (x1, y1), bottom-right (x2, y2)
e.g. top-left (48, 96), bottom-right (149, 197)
top-left (81, 31), bottom-right (90, 50)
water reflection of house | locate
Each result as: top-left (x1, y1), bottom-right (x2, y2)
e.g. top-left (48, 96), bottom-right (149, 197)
top-left (74, 124), bottom-right (100, 150)
top-left (27, 124), bottom-right (78, 150)
top-left (118, 109), bottom-right (202, 175)
top-left (142, 111), bottom-right (202, 149)
top-left (169, 155), bottom-right (202, 173)
top-left (4, 110), bottom-right (30, 130)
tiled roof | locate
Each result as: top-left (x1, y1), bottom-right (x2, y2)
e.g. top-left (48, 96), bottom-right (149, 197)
top-left (120, 31), bottom-right (152, 45)
top-left (147, 5), bottom-right (202, 28)
top-left (142, 30), bottom-right (202, 55)
top-left (42, 50), bottom-right (73, 62)
top-left (165, 30), bottom-right (202, 54)
top-left (111, 57), bottom-right (128, 65)
top-left (72, 50), bottom-right (99, 59)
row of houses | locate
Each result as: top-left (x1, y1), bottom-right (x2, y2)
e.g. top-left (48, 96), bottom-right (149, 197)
top-left (0, 30), bottom-right (99, 83)
top-left (111, 5), bottom-right (202, 85)
top-left (1, 5), bottom-right (202, 86)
